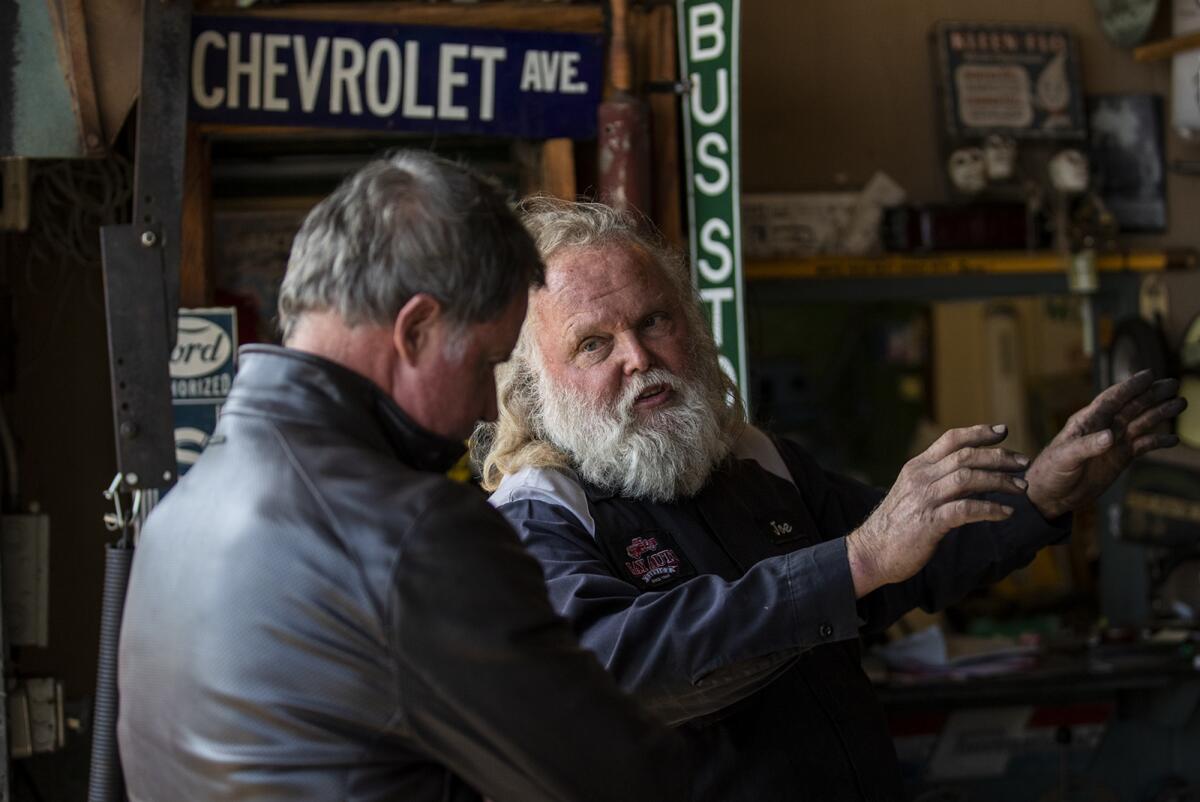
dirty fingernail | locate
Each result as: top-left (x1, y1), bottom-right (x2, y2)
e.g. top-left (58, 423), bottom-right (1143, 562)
top-left (992, 424), bottom-right (1007, 434)
top-left (1099, 430), bottom-right (1113, 445)
top-left (1016, 454), bottom-right (1030, 466)
top-left (1014, 478), bottom-right (1028, 490)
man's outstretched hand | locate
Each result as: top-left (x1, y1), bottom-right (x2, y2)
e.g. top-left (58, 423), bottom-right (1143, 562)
top-left (847, 424), bottom-right (1030, 598)
top-left (1025, 370), bottom-right (1187, 520)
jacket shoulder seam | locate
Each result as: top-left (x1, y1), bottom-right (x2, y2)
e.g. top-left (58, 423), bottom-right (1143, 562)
top-left (490, 466), bottom-right (596, 537)
top-left (381, 481), bottom-right (477, 731)
top-left (266, 421), bottom-right (343, 539)
top-left (266, 422), bottom-right (397, 674)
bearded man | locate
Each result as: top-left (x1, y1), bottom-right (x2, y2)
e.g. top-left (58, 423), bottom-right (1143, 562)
top-left (473, 199), bottom-right (1185, 801)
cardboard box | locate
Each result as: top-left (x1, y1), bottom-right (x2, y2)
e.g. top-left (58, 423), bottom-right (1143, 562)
top-left (741, 193), bottom-right (859, 259)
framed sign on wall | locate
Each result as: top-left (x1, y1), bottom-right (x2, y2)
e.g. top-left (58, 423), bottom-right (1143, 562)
top-left (934, 21), bottom-right (1087, 142)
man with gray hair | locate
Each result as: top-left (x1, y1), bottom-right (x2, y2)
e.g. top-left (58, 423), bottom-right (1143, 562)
top-left (117, 153), bottom-right (690, 802)
top-left (475, 197), bottom-right (1185, 800)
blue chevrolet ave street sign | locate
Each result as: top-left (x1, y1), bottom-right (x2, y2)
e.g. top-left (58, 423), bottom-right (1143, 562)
top-left (190, 15), bottom-right (604, 139)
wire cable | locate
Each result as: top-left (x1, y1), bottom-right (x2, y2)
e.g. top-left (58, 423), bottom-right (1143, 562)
top-left (26, 156), bottom-right (132, 274)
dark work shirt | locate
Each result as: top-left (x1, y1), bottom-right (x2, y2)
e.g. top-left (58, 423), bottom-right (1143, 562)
top-left (493, 426), bottom-right (1069, 802)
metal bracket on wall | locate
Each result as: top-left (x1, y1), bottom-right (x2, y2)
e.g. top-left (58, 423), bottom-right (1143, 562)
top-left (642, 79), bottom-right (691, 94)
top-left (101, 227), bottom-right (178, 490)
top-left (100, 0), bottom-right (192, 492)
top-left (91, 2), bottom-right (191, 801)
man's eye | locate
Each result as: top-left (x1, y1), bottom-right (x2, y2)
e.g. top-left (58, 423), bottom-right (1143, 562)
top-left (580, 338), bottom-right (602, 353)
top-left (643, 313), bottom-right (667, 330)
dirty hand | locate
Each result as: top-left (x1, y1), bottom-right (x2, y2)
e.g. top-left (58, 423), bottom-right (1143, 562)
top-left (846, 425), bottom-right (1029, 598)
top-left (1025, 370), bottom-right (1186, 521)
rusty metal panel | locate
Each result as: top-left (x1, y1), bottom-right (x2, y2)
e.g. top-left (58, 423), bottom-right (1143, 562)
top-left (1, 0), bottom-right (85, 157)
top-left (1, 0), bottom-right (138, 157)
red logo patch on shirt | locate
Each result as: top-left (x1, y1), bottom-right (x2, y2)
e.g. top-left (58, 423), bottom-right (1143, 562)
top-left (625, 546), bottom-right (681, 585)
top-left (625, 536), bottom-right (659, 559)
top-left (620, 533), bottom-right (694, 587)
top-left (602, 529), bottom-right (697, 590)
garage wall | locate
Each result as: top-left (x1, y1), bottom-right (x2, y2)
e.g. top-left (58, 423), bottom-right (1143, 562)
top-left (740, 0), bottom-right (1200, 250)
top-left (1, 232), bottom-right (114, 700)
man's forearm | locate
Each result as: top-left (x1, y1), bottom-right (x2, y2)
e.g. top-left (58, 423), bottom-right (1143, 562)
top-left (855, 491), bottom-right (1070, 634)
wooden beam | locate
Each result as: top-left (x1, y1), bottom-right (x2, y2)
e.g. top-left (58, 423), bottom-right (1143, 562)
top-left (193, 1), bottom-right (604, 34)
top-left (196, 123), bottom-right (365, 139)
top-left (45, 0), bottom-right (107, 156)
top-left (539, 138), bottom-right (577, 200)
top-left (640, 5), bottom-right (683, 249)
top-left (180, 123), bottom-right (214, 307)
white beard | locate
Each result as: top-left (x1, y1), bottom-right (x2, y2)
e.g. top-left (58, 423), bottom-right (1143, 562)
top-left (534, 366), bottom-right (733, 502)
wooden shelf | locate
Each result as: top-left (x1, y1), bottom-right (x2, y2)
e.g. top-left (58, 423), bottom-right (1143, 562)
top-left (745, 251), bottom-right (1196, 282)
top-left (1133, 30), bottom-right (1200, 63)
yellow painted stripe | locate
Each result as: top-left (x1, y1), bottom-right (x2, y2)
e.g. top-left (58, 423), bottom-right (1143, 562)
top-left (745, 252), bottom-right (1177, 281)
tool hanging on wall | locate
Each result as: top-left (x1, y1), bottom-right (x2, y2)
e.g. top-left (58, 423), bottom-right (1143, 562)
top-left (1107, 316), bottom-right (1170, 386)
top-left (1059, 185), bottom-right (1118, 360)
top-left (598, 0), bottom-right (652, 216)
top-left (90, 0), bottom-right (192, 799)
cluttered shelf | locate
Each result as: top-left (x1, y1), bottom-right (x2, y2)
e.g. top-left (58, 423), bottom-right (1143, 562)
top-left (870, 635), bottom-right (1200, 800)
top-left (745, 250), bottom-right (1197, 281)
top-left (741, 250), bottom-right (1199, 303)
top-left (869, 635), bottom-right (1200, 710)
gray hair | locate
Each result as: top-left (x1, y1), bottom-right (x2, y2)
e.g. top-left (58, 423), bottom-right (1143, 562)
top-left (278, 150), bottom-right (543, 340)
top-left (518, 196), bottom-right (691, 299)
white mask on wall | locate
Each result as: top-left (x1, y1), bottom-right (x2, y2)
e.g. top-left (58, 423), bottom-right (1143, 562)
top-left (947, 147), bottom-right (986, 193)
top-left (983, 134), bottom-right (1018, 181)
top-left (1048, 148), bottom-right (1089, 193)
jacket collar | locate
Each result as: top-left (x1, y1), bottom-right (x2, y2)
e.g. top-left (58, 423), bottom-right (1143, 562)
top-left (582, 481), bottom-right (618, 503)
top-left (226, 345), bottom-right (465, 474)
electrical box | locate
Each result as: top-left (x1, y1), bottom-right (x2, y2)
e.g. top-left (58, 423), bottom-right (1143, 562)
top-left (1, 513), bottom-right (50, 647)
top-left (7, 677), bottom-right (64, 758)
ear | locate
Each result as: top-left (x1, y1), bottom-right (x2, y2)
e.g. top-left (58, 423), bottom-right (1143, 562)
top-left (393, 293), bottom-right (444, 367)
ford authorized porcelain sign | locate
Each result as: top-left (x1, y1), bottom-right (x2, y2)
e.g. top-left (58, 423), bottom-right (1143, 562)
top-left (171, 316), bottom-right (235, 383)
top-left (171, 308), bottom-right (238, 476)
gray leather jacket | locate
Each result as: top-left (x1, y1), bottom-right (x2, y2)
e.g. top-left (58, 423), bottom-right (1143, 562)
top-left (117, 345), bottom-right (689, 802)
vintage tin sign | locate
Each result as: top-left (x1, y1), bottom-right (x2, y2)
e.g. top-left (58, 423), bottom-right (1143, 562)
top-left (189, 15), bottom-right (603, 139)
top-left (935, 21), bottom-right (1087, 141)
top-left (171, 308), bottom-right (237, 476)
top-left (678, 0), bottom-right (748, 398)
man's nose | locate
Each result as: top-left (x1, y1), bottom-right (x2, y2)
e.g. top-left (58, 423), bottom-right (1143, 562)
top-left (618, 333), bottom-right (652, 375)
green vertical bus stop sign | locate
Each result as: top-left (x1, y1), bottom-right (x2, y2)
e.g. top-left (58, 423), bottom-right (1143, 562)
top-left (677, 0), bottom-right (747, 401)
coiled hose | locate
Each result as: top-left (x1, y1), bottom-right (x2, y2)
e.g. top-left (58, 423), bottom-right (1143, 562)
top-left (87, 543), bottom-right (133, 802)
